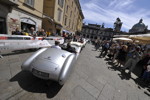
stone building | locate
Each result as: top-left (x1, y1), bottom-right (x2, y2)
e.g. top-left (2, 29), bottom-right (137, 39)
top-left (42, 0), bottom-right (84, 35)
top-left (0, 0), bottom-right (44, 34)
top-left (0, 0), bottom-right (18, 34)
top-left (81, 23), bottom-right (114, 40)
top-left (42, 0), bottom-right (64, 35)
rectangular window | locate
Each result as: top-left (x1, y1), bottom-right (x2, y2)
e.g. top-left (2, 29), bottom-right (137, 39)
top-left (75, 7), bottom-right (76, 12)
top-left (64, 16), bottom-right (67, 26)
top-left (72, 1), bottom-right (73, 6)
top-left (72, 22), bottom-right (74, 29)
top-left (57, 9), bottom-right (62, 22)
top-left (69, 20), bottom-right (71, 28)
top-left (58, 0), bottom-right (64, 8)
top-left (82, 29), bottom-right (85, 32)
top-left (86, 29), bottom-right (88, 33)
top-left (89, 29), bottom-right (91, 33)
top-left (24, 0), bottom-right (35, 7)
top-left (70, 11), bottom-right (72, 17)
top-left (66, 5), bottom-right (69, 13)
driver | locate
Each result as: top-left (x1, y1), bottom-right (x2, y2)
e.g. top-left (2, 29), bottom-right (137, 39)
top-left (51, 41), bottom-right (61, 50)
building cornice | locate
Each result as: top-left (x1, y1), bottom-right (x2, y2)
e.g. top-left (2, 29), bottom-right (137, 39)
top-left (74, 0), bottom-right (84, 19)
top-left (15, 7), bottom-right (43, 19)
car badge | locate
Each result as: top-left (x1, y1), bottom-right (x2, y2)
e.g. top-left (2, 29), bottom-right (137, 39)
top-left (46, 56), bottom-right (51, 60)
top-left (62, 54), bottom-right (66, 58)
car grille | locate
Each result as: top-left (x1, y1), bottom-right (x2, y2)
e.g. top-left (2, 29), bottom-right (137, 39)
top-left (32, 68), bottom-right (49, 78)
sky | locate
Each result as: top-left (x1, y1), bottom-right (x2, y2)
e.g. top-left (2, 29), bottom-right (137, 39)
top-left (79, 0), bottom-right (150, 32)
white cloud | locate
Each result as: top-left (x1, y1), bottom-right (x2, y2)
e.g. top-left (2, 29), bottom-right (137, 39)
top-left (108, 0), bottom-right (135, 9)
top-left (80, 0), bottom-right (150, 31)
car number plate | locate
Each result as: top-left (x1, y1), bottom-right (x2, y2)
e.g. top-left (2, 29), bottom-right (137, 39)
top-left (32, 69), bottom-right (49, 78)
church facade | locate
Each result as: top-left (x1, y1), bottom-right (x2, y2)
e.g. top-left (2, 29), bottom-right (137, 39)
top-left (129, 19), bottom-right (149, 34)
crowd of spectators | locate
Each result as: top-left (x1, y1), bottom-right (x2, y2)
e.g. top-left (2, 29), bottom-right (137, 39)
top-left (93, 39), bottom-right (150, 84)
top-left (12, 27), bottom-right (49, 37)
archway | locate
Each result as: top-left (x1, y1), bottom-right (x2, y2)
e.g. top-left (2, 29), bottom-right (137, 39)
top-left (20, 17), bottom-right (36, 32)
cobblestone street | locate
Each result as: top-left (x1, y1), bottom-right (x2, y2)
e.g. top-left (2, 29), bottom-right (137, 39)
top-left (0, 44), bottom-right (150, 100)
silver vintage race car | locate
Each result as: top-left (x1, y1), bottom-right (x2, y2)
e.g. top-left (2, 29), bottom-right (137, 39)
top-left (21, 44), bottom-right (81, 85)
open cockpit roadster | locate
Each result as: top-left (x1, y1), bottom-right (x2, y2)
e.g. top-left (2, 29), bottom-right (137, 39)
top-left (21, 42), bottom-right (82, 85)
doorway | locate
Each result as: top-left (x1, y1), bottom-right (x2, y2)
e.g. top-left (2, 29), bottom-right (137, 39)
top-left (0, 17), bottom-right (6, 34)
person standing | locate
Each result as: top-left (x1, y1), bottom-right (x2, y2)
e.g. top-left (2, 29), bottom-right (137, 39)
top-left (122, 46), bottom-right (143, 75)
top-left (12, 28), bottom-right (22, 35)
top-left (99, 41), bottom-right (109, 57)
top-left (29, 27), bottom-right (37, 36)
top-left (37, 29), bottom-right (47, 40)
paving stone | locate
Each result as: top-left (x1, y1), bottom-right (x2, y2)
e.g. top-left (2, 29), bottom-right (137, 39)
top-left (0, 56), bottom-right (9, 64)
top-left (9, 56), bottom-right (20, 64)
top-left (0, 64), bottom-right (11, 80)
top-left (75, 68), bottom-right (89, 80)
top-left (9, 62), bottom-right (22, 78)
top-left (98, 94), bottom-right (109, 100)
top-left (17, 92), bottom-right (35, 100)
top-left (79, 79), bottom-right (100, 99)
top-left (127, 93), bottom-right (139, 100)
top-left (138, 92), bottom-right (150, 100)
top-left (100, 84), bottom-right (116, 100)
top-left (87, 77), bottom-right (104, 92)
top-left (6, 90), bottom-right (26, 100)
top-left (113, 89), bottom-right (127, 100)
top-left (0, 81), bottom-right (22, 100)
top-left (71, 86), bottom-right (96, 100)
top-left (95, 75), bottom-right (107, 85)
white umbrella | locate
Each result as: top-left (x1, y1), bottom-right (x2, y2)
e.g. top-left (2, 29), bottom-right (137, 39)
top-left (129, 34), bottom-right (150, 44)
top-left (113, 37), bottom-right (133, 42)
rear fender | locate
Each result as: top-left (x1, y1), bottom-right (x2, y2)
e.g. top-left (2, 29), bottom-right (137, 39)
top-left (21, 48), bottom-right (47, 71)
top-left (58, 54), bottom-right (76, 85)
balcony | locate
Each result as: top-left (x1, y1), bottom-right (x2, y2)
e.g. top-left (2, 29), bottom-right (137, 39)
top-left (0, 0), bottom-right (18, 6)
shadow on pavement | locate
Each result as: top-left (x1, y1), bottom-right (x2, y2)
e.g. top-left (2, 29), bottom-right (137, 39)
top-left (106, 60), bottom-right (150, 95)
top-left (10, 71), bottom-right (62, 98)
top-left (144, 91), bottom-right (150, 97)
top-left (107, 62), bottom-right (131, 80)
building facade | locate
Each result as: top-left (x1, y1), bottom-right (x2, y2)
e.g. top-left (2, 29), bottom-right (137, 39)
top-left (81, 24), bottom-right (114, 40)
top-left (43, 0), bottom-right (65, 35)
top-left (0, 0), bottom-right (44, 34)
top-left (62, 0), bottom-right (84, 34)
top-left (43, 0), bottom-right (84, 35)
top-left (0, 0), bottom-right (18, 34)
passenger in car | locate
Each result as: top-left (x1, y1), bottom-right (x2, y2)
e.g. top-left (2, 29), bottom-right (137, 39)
top-left (66, 42), bottom-right (77, 53)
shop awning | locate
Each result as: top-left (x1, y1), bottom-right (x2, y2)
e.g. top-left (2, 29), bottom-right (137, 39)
top-left (63, 30), bottom-right (71, 34)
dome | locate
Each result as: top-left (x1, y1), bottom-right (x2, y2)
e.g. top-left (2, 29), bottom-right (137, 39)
top-left (129, 19), bottom-right (148, 33)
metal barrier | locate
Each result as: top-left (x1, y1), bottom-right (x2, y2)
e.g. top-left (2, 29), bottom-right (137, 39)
top-left (0, 35), bottom-right (64, 53)
top-left (0, 35), bottom-right (50, 52)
